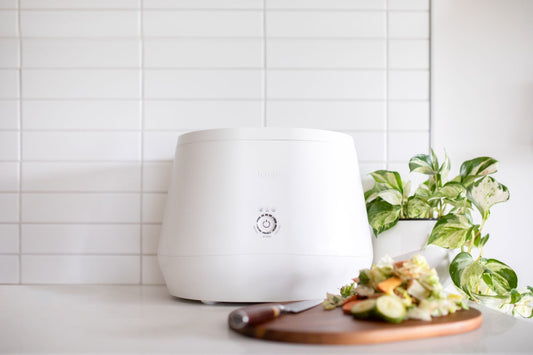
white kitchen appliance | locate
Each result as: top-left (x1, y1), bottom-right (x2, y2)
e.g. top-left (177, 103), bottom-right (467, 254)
top-left (158, 128), bottom-right (372, 302)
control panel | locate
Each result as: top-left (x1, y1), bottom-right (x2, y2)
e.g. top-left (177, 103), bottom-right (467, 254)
top-left (255, 210), bottom-right (278, 236)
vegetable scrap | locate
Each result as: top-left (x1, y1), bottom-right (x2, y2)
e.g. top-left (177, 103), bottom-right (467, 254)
top-left (323, 254), bottom-right (467, 323)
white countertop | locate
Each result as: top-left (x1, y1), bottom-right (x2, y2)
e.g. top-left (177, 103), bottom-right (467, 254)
top-left (0, 285), bottom-right (531, 354)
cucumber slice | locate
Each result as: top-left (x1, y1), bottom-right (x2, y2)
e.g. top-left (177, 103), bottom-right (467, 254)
top-left (375, 295), bottom-right (406, 323)
top-left (350, 299), bottom-right (376, 319)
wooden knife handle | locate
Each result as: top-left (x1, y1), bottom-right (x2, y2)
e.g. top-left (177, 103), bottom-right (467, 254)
top-left (228, 304), bottom-right (283, 329)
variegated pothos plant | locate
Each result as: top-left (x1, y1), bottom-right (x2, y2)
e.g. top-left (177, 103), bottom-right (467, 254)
top-left (365, 150), bottom-right (532, 318)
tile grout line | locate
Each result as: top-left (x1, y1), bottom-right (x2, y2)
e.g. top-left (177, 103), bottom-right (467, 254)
top-left (2, 8), bottom-right (429, 11)
top-left (14, 253), bottom-right (157, 257)
top-left (0, 97), bottom-right (431, 102)
top-left (0, 222), bottom-right (158, 225)
top-left (0, 36), bottom-right (430, 41)
top-left (0, 98), bottom-right (429, 102)
top-left (1, 128), bottom-right (430, 133)
top-left (384, 0), bottom-right (389, 169)
top-left (8, 8), bottom-right (429, 13)
top-left (262, 0), bottom-right (267, 127)
top-left (139, 0), bottom-right (144, 285)
top-left (428, 0), bottom-right (433, 153)
top-left (14, 67), bottom-right (428, 71)
top-left (17, 0), bottom-right (22, 285)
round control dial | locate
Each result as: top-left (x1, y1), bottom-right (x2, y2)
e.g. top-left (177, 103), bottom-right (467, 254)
top-left (256, 213), bottom-right (277, 234)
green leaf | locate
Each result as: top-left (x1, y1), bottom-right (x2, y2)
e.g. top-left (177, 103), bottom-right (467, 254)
top-left (464, 224), bottom-right (478, 244)
top-left (481, 273), bottom-right (509, 296)
top-left (340, 282), bottom-right (356, 298)
top-left (474, 293), bottom-right (512, 309)
top-left (449, 175), bottom-right (462, 183)
top-left (481, 258), bottom-right (518, 294)
top-left (514, 300), bottom-right (533, 318)
top-left (403, 180), bottom-right (412, 201)
top-left (409, 153), bottom-right (435, 175)
top-left (509, 288), bottom-right (533, 318)
top-left (428, 214), bottom-right (473, 249)
top-left (474, 233), bottom-right (490, 248)
top-left (428, 181), bottom-right (465, 202)
top-left (480, 234), bottom-right (490, 247)
top-left (445, 196), bottom-right (471, 211)
top-left (365, 181), bottom-right (403, 203)
top-left (430, 148), bottom-right (440, 171)
top-left (406, 196), bottom-right (431, 218)
top-left (370, 170), bottom-right (403, 193)
top-left (510, 288), bottom-right (522, 304)
top-left (358, 269), bottom-right (371, 285)
top-left (365, 183), bottom-right (386, 203)
top-left (450, 252), bottom-right (484, 299)
top-left (467, 176), bottom-right (510, 219)
top-left (414, 183), bottom-right (431, 199)
top-left (439, 150), bottom-right (451, 181)
top-left (377, 189), bottom-right (403, 206)
top-left (462, 261), bottom-right (485, 299)
top-left (367, 200), bottom-right (401, 236)
top-left (460, 157), bottom-right (499, 186)
top-left (450, 252), bottom-right (472, 290)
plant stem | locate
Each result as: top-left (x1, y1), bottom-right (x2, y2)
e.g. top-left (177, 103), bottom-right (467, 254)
top-left (467, 217), bottom-right (487, 255)
top-left (437, 199), bottom-right (444, 218)
top-left (475, 245), bottom-right (484, 262)
top-left (467, 229), bottom-right (476, 254)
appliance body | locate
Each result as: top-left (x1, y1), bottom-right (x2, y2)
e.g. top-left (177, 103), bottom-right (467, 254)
top-left (158, 128), bottom-right (372, 302)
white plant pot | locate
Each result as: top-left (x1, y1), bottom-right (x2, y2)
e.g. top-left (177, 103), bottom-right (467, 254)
top-left (371, 219), bottom-right (453, 287)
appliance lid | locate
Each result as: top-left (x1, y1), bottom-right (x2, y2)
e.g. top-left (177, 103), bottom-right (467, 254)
top-left (177, 128), bottom-right (354, 146)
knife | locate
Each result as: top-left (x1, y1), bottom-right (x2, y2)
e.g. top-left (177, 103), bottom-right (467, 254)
top-left (228, 299), bottom-right (323, 329)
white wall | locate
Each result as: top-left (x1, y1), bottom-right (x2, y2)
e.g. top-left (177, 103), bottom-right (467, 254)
top-left (0, 0), bottom-right (430, 284)
top-left (432, 0), bottom-right (533, 285)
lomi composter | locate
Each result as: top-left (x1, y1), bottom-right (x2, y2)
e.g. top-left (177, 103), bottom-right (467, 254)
top-left (158, 128), bottom-right (372, 302)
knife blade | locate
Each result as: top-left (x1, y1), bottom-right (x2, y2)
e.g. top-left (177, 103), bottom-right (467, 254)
top-left (228, 299), bottom-right (322, 329)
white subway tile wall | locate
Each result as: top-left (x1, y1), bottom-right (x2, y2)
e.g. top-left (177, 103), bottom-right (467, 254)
top-left (0, 0), bottom-right (430, 284)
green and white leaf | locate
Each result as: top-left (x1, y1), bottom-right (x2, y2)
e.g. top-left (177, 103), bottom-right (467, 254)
top-left (406, 196), bottom-right (430, 218)
top-left (513, 296), bottom-right (533, 318)
top-left (512, 288), bottom-right (533, 318)
top-left (365, 183), bottom-right (386, 203)
top-left (474, 233), bottom-right (490, 248)
top-left (450, 252), bottom-right (484, 298)
top-left (431, 149), bottom-right (440, 171)
top-left (367, 200), bottom-right (401, 237)
top-left (475, 292), bottom-right (512, 311)
top-left (414, 183), bottom-right (431, 199)
top-left (460, 157), bottom-right (499, 186)
top-left (403, 180), bottom-right (412, 201)
top-left (428, 181), bottom-right (465, 201)
top-left (370, 170), bottom-right (403, 192)
top-left (445, 196), bottom-right (471, 211)
top-left (477, 288), bottom-right (533, 318)
top-left (510, 288), bottom-right (523, 304)
top-left (377, 189), bottom-right (403, 206)
top-left (467, 176), bottom-right (510, 219)
top-left (439, 150), bottom-right (451, 181)
top-left (480, 258), bottom-right (518, 295)
top-left (428, 214), bottom-right (473, 249)
top-left (409, 154), bottom-right (435, 175)
top-left (450, 252), bottom-right (472, 290)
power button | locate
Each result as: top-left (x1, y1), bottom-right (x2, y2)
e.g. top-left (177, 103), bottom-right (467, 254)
top-left (256, 214), bottom-right (277, 234)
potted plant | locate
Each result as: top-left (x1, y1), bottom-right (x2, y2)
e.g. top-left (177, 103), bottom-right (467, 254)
top-left (365, 150), bottom-right (532, 318)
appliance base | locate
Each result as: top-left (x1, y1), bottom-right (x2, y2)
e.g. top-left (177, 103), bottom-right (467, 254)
top-left (159, 254), bottom-right (372, 302)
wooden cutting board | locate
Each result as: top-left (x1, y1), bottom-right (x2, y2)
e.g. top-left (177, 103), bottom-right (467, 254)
top-left (229, 303), bottom-right (482, 345)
